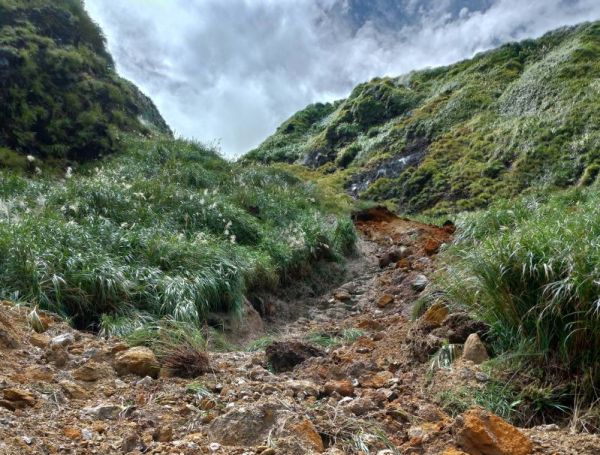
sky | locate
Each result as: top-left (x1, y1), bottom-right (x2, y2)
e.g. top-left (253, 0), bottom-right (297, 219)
top-left (84, 0), bottom-right (600, 158)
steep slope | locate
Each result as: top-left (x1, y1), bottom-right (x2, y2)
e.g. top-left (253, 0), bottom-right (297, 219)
top-left (0, 0), bottom-right (171, 170)
top-left (246, 21), bottom-right (600, 214)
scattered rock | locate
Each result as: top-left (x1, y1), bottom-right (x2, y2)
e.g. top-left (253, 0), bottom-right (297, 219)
top-left (122, 432), bottom-right (143, 453)
top-left (59, 380), bottom-right (89, 400)
top-left (287, 418), bottom-right (324, 453)
top-left (333, 289), bottom-right (352, 301)
top-left (454, 407), bottom-right (533, 455)
top-left (153, 426), bottom-right (173, 442)
top-left (209, 403), bottom-right (280, 446)
top-left (44, 345), bottom-right (70, 367)
top-left (1, 388), bottom-right (36, 410)
top-left (114, 347), bottom-right (160, 378)
top-left (29, 333), bottom-right (50, 348)
top-left (423, 238), bottom-right (442, 255)
top-left (412, 274), bottom-right (429, 291)
top-left (324, 379), bottom-right (355, 397)
top-left (462, 334), bottom-right (489, 364)
top-left (49, 333), bottom-right (75, 349)
top-left (265, 341), bottom-right (324, 373)
top-left (377, 294), bottom-right (394, 308)
top-left (420, 302), bottom-right (449, 328)
top-left (73, 360), bottom-right (114, 382)
top-left (82, 404), bottom-right (122, 420)
top-left (379, 246), bottom-right (410, 268)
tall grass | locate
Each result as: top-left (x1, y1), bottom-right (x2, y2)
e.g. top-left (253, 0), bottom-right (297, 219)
top-left (440, 187), bottom-right (600, 393)
top-left (0, 136), bottom-right (355, 330)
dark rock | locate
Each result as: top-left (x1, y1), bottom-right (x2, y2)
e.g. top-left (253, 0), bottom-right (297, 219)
top-left (378, 247), bottom-right (410, 268)
top-left (265, 341), bottom-right (325, 373)
top-left (441, 312), bottom-right (488, 344)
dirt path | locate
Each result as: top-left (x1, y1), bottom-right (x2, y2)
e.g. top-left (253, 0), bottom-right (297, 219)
top-left (0, 208), bottom-right (598, 454)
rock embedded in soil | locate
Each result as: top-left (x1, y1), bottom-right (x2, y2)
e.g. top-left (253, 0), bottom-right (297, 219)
top-left (420, 302), bottom-right (449, 328)
top-left (454, 407), bottom-right (533, 455)
top-left (377, 294), bottom-right (395, 308)
top-left (265, 341), bottom-right (325, 372)
top-left (73, 360), bottom-right (114, 382)
top-left (0, 388), bottom-right (36, 410)
top-left (412, 274), bottom-right (429, 291)
top-left (208, 403), bottom-right (281, 446)
top-left (114, 346), bottom-right (160, 378)
top-left (324, 379), bottom-right (355, 397)
top-left (462, 334), bottom-right (489, 364)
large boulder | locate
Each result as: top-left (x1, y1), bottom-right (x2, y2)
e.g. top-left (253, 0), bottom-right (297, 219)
top-left (114, 347), bottom-right (160, 378)
top-left (453, 408), bottom-right (533, 455)
top-left (265, 341), bottom-right (324, 373)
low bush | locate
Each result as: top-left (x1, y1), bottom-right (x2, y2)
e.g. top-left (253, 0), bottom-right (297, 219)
top-left (0, 136), bottom-right (356, 330)
top-left (439, 187), bottom-right (600, 401)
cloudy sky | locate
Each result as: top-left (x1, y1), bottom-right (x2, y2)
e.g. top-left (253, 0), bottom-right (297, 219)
top-left (84, 0), bottom-right (600, 157)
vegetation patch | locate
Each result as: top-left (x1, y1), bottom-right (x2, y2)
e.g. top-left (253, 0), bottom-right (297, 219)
top-left (0, 137), bottom-right (356, 331)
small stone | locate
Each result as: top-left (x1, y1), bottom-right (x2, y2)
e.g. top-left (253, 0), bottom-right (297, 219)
top-left (82, 428), bottom-right (94, 441)
top-left (136, 376), bottom-right (153, 387)
top-left (475, 372), bottom-right (490, 382)
top-left (377, 294), bottom-right (394, 308)
top-left (2, 388), bottom-right (36, 409)
top-left (462, 333), bottom-right (489, 364)
top-left (209, 442), bottom-right (221, 451)
top-left (49, 333), bottom-right (75, 348)
top-left (260, 448), bottom-right (275, 455)
top-left (121, 433), bottom-right (142, 453)
top-left (73, 360), bottom-right (114, 382)
top-left (59, 380), bottom-right (89, 400)
top-left (82, 404), bottom-right (122, 420)
top-left (421, 303), bottom-right (449, 327)
top-left (153, 426), bottom-right (173, 442)
top-left (412, 274), bottom-right (429, 291)
top-left (63, 427), bottom-right (81, 440)
top-left (324, 379), bottom-right (354, 397)
top-left (29, 333), bottom-right (50, 348)
top-left (333, 290), bottom-right (352, 301)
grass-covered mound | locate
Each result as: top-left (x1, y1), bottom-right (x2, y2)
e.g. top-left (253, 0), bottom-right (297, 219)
top-left (0, 137), bottom-right (355, 330)
top-left (246, 21), bottom-right (600, 215)
top-left (435, 187), bottom-right (600, 426)
top-left (0, 0), bottom-right (170, 170)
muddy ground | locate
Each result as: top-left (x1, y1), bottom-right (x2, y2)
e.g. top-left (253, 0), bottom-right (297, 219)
top-left (0, 208), bottom-right (598, 454)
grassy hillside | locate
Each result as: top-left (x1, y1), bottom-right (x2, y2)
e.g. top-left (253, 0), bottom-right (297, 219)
top-left (246, 21), bottom-right (600, 215)
top-left (0, 136), bottom-right (355, 330)
top-left (0, 0), bottom-right (171, 171)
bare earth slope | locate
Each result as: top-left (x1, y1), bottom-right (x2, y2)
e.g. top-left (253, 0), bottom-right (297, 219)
top-left (0, 211), bottom-right (598, 454)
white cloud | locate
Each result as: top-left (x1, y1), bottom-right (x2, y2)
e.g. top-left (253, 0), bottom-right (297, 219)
top-left (84, 0), bottom-right (600, 157)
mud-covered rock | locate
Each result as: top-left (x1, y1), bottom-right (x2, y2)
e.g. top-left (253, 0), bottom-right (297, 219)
top-left (265, 341), bottom-right (325, 373)
top-left (453, 407), bottom-right (533, 455)
top-left (114, 347), bottom-right (160, 378)
top-left (73, 360), bottom-right (114, 382)
top-left (462, 334), bottom-right (489, 364)
top-left (208, 403), bottom-right (281, 446)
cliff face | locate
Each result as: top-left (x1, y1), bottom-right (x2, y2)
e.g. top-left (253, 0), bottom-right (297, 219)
top-left (246, 22), bottom-right (600, 214)
top-left (0, 0), bottom-right (171, 168)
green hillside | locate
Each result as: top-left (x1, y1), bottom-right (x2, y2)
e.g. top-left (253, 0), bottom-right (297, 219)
top-left (0, 0), bottom-right (171, 171)
top-left (246, 22), bottom-right (600, 214)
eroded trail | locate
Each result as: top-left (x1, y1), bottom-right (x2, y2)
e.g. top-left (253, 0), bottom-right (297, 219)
top-left (0, 209), bottom-right (599, 454)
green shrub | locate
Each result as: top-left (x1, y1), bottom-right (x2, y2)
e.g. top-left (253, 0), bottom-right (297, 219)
top-left (0, 137), bottom-right (356, 329)
top-left (439, 187), bottom-right (600, 396)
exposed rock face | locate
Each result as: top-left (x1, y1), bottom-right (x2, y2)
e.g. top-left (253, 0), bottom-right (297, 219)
top-left (265, 341), bottom-right (325, 373)
top-left (114, 347), bottom-right (160, 378)
top-left (462, 334), bottom-right (489, 364)
top-left (453, 408), bottom-right (534, 455)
